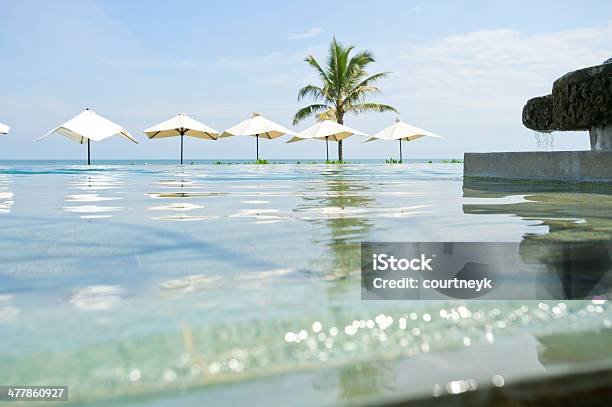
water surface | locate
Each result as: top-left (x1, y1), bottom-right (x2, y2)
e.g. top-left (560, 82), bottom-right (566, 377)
top-left (0, 162), bottom-right (611, 406)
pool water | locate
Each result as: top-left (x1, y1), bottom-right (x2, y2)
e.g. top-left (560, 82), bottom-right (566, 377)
top-left (0, 162), bottom-right (611, 406)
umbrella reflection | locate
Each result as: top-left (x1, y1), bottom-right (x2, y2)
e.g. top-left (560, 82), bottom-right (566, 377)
top-left (64, 173), bottom-right (125, 218)
top-left (69, 285), bottom-right (123, 311)
top-left (148, 173), bottom-right (219, 221)
top-left (0, 174), bottom-right (14, 214)
top-left (0, 294), bottom-right (20, 323)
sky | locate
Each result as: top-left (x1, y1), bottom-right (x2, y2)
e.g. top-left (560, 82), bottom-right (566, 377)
top-left (0, 0), bottom-right (611, 160)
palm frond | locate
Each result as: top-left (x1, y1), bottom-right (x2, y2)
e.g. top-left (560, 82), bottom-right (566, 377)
top-left (305, 55), bottom-right (330, 85)
top-left (350, 72), bottom-right (391, 92)
top-left (292, 104), bottom-right (330, 125)
top-left (346, 86), bottom-right (382, 105)
top-left (345, 72), bottom-right (392, 104)
top-left (346, 50), bottom-right (375, 79)
top-left (297, 85), bottom-right (325, 102)
top-left (328, 38), bottom-right (354, 99)
top-left (337, 44), bottom-right (354, 90)
top-left (348, 103), bottom-right (399, 115)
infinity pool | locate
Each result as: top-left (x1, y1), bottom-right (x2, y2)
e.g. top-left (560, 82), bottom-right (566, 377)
top-left (1, 162), bottom-right (611, 406)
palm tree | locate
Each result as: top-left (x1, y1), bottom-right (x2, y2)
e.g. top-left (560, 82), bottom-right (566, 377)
top-left (293, 38), bottom-right (398, 161)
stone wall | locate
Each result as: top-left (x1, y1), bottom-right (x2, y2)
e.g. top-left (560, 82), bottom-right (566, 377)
top-left (464, 151), bottom-right (612, 183)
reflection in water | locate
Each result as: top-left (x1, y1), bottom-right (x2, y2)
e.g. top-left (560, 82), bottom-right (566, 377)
top-left (241, 200), bottom-right (270, 204)
top-left (294, 171), bottom-right (388, 398)
top-left (159, 275), bottom-right (223, 298)
top-left (537, 322), bottom-right (612, 366)
top-left (147, 173), bottom-right (223, 221)
top-left (0, 294), bottom-right (20, 323)
top-left (2, 164), bottom-right (612, 405)
top-left (296, 172), bottom-right (375, 279)
top-left (148, 191), bottom-right (228, 198)
top-left (522, 241), bottom-right (612, 299)
top-left (234, 268), bottom-right (293, 280)
top-left (154, 179), bottom-right (200, 188)
top-left (70, 175), bottom-right (123, 190)
top-left (152, 214), bottom-right (219, 221)
top-left (148, 202), bottom-right (213, 221)
top-left (462, 179), bottom-right (612, 241)
top-left (63, 205), bottom-right (124, 213)
top-left (229, 208), bottom-right (290, 224)
top-left (148, 203), bottom-right (204, 211)
top-left (69, 285), bottom-right (123, 310)
top-left (463, 180), bottom-right (612, 299)
top-left (0, 191), bottom-right (13, 213)
top-left (312, 361), bottom-right (395, 400)
top-left (0, 174), bottom-right (14, 213)
top-left (64, 173), bottom-right (125, 218)
top-left (65, 194), bottom-right (121, 202)
top-left (298, 205), bottom-right (432, 220)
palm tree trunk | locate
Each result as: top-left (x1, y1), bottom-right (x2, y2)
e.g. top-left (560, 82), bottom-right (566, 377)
top-left (337, 113), bottom-right (343, 162)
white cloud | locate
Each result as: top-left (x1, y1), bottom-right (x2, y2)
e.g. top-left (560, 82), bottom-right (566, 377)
top-left (289, 27), bottom-right (323, 40)
top-left (385, 22), bottom-right (612, 110)
top-left (370, 23), bottom-right (612, 152)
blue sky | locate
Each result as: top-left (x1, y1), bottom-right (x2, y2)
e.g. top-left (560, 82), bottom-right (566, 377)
top-left (1, 0), bottom-right (611, 160)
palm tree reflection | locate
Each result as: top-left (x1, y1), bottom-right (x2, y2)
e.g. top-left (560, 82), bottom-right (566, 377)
top-left (295, 169), bottom-right (392, 400)
top-left (295, 169), bottom-right (375, 280)
top-left (312, 361), bottom-right (395, 401)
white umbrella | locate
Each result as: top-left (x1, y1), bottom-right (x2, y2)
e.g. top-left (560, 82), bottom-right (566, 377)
top-left (0, 122), bottom-right (9, 134)
top-left (144, 113), bottom-right (219, 164)
top-left (364, 119), bottom-right (442, 162)
top-left (287, 120), bottom-right (368, 161)
top-left (37, 108), bottom-right (137, 165)
top-left (219, 113), bottom-right (293, 161)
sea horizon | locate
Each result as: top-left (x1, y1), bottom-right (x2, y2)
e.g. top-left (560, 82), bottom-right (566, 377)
top-left (0, 158), bottom-right (463, 165)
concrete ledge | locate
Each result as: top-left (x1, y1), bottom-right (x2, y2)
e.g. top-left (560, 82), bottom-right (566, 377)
top-left (464, 151), bottom-right (612, 183)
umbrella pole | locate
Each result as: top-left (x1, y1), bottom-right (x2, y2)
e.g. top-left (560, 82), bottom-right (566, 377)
top-left (180, 131), bottom-right (184, 165)
top-left (326, 136), bottom-right (329, 161)
top-left (399, 139), bottom-right (402, 163)
top-left (256, 134), bottom-right (259, 161)
top-left (87, 139), bottom-right (91, 165)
